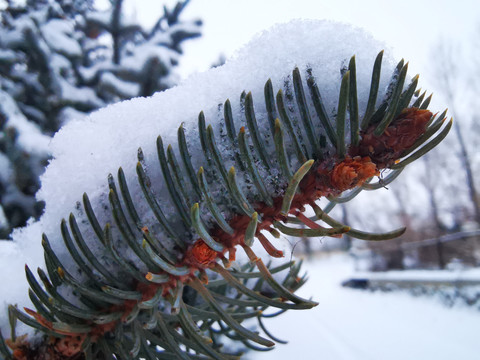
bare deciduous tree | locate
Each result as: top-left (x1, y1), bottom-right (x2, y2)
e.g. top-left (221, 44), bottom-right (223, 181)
top-left (430, 40), bottom-right (480, 226)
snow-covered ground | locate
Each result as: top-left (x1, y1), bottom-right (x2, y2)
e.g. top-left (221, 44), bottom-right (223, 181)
top-left (255, 254), bottom-right (480, 360)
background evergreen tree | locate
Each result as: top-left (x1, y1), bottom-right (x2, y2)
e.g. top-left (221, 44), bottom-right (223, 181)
top-left (0, 0), bottom-right (202, 237)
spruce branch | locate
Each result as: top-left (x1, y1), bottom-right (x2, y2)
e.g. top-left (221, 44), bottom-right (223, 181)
top-left (0, 47), bottom-right (451, 359)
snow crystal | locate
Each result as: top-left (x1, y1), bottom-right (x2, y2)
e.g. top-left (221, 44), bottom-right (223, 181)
top-left (0, 19), bottom-right (400, 335)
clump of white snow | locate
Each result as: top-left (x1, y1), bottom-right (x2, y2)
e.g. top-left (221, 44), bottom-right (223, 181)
top-left (0, 19), bottom-right (401, 336)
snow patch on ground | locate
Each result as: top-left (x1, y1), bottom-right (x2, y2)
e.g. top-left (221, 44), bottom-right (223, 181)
top-left (257, 254), bottom-right (480, 360)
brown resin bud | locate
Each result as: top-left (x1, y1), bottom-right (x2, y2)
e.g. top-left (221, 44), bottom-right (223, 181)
top-left (190, 239), bottom-right (219, 266)
top-left (355, 108), bottom-right (431, 168)
top-left (330, 156), bottom-right (379, 192)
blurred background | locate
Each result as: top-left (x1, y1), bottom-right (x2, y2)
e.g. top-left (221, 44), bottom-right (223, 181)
top-left (0, 0), bottom-right (479, 359)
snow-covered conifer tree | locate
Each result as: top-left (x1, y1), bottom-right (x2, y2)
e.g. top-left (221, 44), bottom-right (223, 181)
top-left (0, 0), bottom-right (201, 236)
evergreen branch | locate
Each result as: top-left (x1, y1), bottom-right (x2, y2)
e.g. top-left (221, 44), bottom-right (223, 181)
top-left (2, 49), bottom-right (451, 360)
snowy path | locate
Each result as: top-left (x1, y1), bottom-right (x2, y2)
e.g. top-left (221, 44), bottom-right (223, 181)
top-left (255, 254), bottom-right (480, 360)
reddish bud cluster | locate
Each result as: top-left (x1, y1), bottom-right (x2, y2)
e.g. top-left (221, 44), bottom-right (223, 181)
top-left (355, 108), bottom-right (431, 167)
top-left (54, 335), bottom-right (86, 358)
top-left (7, 333), bottom-right (85, 360)
top-left (330, 156), bottom-right (379, 192)
top-left (6, 335), bottom-right (29, 360)
top-left (188, 239), bottom-right (219, 266)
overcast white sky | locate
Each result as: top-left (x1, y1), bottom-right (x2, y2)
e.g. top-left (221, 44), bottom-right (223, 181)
top-left (122, 0), bottom-right (480, 88)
